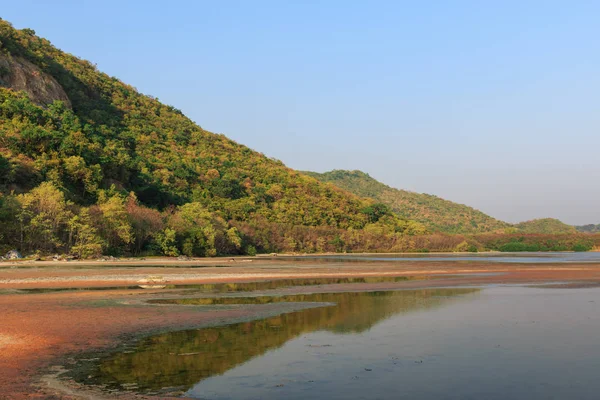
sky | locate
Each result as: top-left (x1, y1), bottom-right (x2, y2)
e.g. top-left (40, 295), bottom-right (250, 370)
top-left (2, 1), bottom-right (600, 225)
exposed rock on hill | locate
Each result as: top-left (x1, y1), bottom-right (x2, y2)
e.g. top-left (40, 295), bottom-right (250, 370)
top-left (0, 53), bottom-right (71, 108)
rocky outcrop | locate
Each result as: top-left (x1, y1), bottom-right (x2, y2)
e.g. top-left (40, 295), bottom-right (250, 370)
top-left (4, 250), bottom-right (22, 260)
top-left (137, 275), bottom-right (168, 289)
top-left (0, 54), bottom-right (71, 108)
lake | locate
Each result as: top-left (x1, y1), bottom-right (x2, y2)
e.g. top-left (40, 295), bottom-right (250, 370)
top-left (75, 285), bottom-right (600, 399)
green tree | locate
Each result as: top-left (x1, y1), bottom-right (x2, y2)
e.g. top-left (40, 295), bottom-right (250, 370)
top-left (0, 154), bottom-right (11, 184)
top-left (361, 203), bottom-right (391, 223)
top-left (63, 155), bottom-right (103, 194)
top-left (0, 194), bottom-right (19, 251)
top-left (93, 189), bottom-right (134, 254)
top-left (69, 208), bottom-right (104, 258)
top-left (168, 203), bottom-right (217, 257)
top-left (156, 228), bottom-right (179, 257)
top-left (226, 227), bottom-right (242, 250)
top-left (16, 182), bottom-right (73, 253)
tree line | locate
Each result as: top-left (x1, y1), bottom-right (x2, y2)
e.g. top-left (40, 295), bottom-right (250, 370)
top-left (1, 181), bottom-right (597, 258)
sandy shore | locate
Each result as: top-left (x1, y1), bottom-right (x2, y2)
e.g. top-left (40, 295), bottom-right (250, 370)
top-left (2, 257), bottom-right (600, 399)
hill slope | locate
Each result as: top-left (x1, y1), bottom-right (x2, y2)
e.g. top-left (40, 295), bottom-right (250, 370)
top-left (0, 21), bottom-right (368, 227)
top-left (0, 20), bottom-right (425, 257)
top-left (304, 170), bottom-right (509, 234)
top-left (515, 218), bottom-right (576, 234)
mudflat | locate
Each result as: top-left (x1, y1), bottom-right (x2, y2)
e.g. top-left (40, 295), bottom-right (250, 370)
top-left (2, 255), bottom-right (600, 399)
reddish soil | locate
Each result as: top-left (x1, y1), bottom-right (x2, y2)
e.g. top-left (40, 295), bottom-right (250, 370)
top-left (2, 259), bottom-right (600, 399)
top-left (0, 290), bottom-right (261, 399)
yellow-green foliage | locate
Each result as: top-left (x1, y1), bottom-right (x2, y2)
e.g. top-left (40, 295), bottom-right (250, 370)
top-left (304, 170), bottom-right (509, 234)
top-left (0, 20), bottom-right (385, 230)
top-left (16, 181), bottom-right (73, 252)
top-left (0, 20), bottom-right (426, 256)
top-left (514, 218), bottom-right (576, 234)
top-left (68, 209), bottom-right (104, 258)
top-left (0, 20), bottom-right (584, 257)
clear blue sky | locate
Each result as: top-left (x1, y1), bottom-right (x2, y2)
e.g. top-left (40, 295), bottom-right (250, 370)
top-left (3, 1), bottom-right (600, 224)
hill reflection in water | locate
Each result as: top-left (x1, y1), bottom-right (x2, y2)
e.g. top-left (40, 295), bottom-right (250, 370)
top-left (88, 288), bottom-right (478, 394)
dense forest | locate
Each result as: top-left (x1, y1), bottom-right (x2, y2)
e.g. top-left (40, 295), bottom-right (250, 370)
top-left (0, 20), bottom-right (596, 258)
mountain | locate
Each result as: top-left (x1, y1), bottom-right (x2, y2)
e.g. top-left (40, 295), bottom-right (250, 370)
top-left (304, 170), bottom-right (509, 234)
top-left (514, 218), bottom-right (576, 234)
top-left (0, 19), bottom-right (425, 257)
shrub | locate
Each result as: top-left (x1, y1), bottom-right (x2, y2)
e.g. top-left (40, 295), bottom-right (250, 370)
top-left (245, 245), bottom-right (257, 256)
top-left (573, 243), bottom-right (592, 252)
top-left (499, 242), bottom-right (541, 252)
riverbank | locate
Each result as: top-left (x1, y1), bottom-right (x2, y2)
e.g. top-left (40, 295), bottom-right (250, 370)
top-left (2, 249), bottom-right (599, 268)
top-left (2, 258), bottom-right (600, 398)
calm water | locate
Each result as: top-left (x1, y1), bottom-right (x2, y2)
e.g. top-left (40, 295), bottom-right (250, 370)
top-left (295, 251), bottom-right (600, 263)
top-left (11, 276), bottom-right (428, 294)
top-left (75, 286), bottom-right (600, 399)
top-left (3, 252), bottom-right (600, 271)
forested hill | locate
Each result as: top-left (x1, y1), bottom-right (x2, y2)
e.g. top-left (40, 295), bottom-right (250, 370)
top-left (0, 19), bottom-right (426, 257)
top-left (515, 218), bottom-right (577, 234)
top-left (304, 170), bottom-right (509, 234)
top-left (0, 20), bottom-right (364, 224)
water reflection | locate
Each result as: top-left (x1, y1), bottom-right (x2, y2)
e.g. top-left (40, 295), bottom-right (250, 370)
top-left (189, 287), bottom-right (600, 400)
top-left (15, 276), bottom-right (426, 295)
top-left (166, 276), bottom-right (428, 294)
top-left (83, 288), bottom-right (478, 394)
top-left (291, 252), bottom-right (600, 263)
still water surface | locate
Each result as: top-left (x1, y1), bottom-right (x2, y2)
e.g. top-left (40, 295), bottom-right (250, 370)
top-left (297, 251), bottom-right (600, 263)
top-left (82, 286), bottom-right (600, 399)
top-left (12, 276), bottom-right (428, 294)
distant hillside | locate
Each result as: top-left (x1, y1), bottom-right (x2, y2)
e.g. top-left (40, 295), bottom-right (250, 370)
top-left (304, 170), bottom-right (509, 234)
top-left (576, 224), bottom-right (600, 233)
top-left (514, 218), bottom-right (576, 234)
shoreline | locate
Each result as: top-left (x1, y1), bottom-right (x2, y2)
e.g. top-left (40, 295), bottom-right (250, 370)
top-left (2, 259), bottom-right (600, 398)
top-left (2, 249), bottom-right (597, 268)
top-left (1, 261), bottom-right (599, 289)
